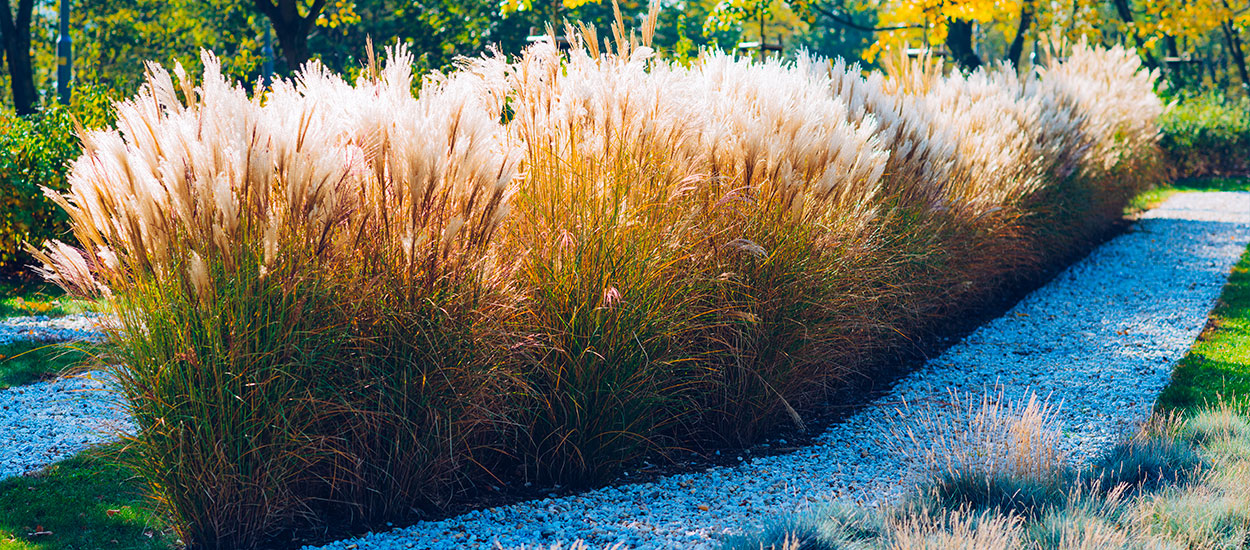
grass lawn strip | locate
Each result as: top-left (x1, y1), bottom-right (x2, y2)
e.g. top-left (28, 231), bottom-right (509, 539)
top-left (0, 444), bottom-right (178, 550)
top-left (0, 341), bottom-right (98, 390)
top-left (0, 282), bottom-right (101, 319)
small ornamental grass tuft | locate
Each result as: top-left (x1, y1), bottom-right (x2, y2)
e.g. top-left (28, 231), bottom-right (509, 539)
top-left (725, 398), bottom-right (1250, 550)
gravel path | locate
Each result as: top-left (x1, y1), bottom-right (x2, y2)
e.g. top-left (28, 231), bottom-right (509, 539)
top-left (0, 312), bottom-right (109, 346)
top-left (0, 372), bottom-right (133, 479)
top-left (307, 191), bottom-right (1250, 550)
top-left (1, 312), bottom-right (120, 480)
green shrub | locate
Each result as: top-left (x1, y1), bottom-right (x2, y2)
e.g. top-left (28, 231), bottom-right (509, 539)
top-left (1160, 91), bottom-right (1250, 178)
top-left (0, 108), bottom-right (78, 273)
top-left (0, 84), bottom-right (116, 275)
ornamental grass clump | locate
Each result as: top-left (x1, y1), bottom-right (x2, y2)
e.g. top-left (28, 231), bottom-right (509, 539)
top-left (679, 51), bottom-right (892, 445)
top-left (34, 48), bottom-right (520, 548)
top-left (33, 12), bottom-right (1169, 544)
top-left (498, 15), bottom-right (723, 483)
top-left (1022, 43), bottom-right (1165, 257)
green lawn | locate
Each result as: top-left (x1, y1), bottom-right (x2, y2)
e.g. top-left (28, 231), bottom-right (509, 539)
top-left (0, 282), bottom-right (101, 319)
top-left (0, 446), bottom-right (178, 550)
top-left (1128, 175), bottom-right (1250, 211)
top-left (0, 342), bottom-right (99, 390)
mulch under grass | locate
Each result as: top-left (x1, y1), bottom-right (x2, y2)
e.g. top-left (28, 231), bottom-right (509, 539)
top-left (0, 445), bottom-right (178, 550)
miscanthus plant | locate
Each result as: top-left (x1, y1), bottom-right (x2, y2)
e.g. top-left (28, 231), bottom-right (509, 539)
top-left (33, 11), bottom-right (1164, 547)
top-left (35, 49), bottom-right (520, 547)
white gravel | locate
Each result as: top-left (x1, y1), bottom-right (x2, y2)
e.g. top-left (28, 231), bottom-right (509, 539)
top-left (0, 371), bottom-right (133, 479)
top-left (1, 310), bottom-right (122, 480)
top-left (306, 191), bottom-right (1250, 550)
top-left (0, 312), bottom-right (109, 346)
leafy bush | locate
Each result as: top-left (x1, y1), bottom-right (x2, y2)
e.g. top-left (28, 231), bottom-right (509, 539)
top-left (0, 84), bottom-right (116, 275)
top-left (0, 108), bottom-right (78, 273)
top-left (33, 19), bottom-right (1166, 548)
top-left (1160, 91), bottom-right (1250, 177)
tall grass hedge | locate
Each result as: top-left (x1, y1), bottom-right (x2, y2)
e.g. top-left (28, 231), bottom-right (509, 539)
top-left (33, 15), bottom-right (1165, 547)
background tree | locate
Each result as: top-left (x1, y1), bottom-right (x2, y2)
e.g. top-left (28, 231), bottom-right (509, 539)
top-left (0, 0), bottom-right (36, 114)
top-left (252, 0), bottom-right (331, 71)
top-left (70, 0), bottom-right (262, 95)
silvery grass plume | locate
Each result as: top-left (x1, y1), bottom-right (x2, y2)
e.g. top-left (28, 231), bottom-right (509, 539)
top-left (31, 52), bottom-right (357, 300)
top-left (823, 55), bottom-right (959, 211)
top-left (688, 52), bottom-right (888, 228)
top-left (34, 44), bottom-right (521, 303)
top-left (283, 44), bottom-right (522, 292)
top-left (501, 15), bottom-right (710, 238)
top-left (920, 67), bottom-right (1062, 210)
top-left (1035, 42), bottom-right (1163, 180)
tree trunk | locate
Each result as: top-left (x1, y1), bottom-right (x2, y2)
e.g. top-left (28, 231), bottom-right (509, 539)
top-left (1109, 0), bottom-right (1158, 67)
top-left (1220, 0), bottom-right (1250, 89)
top-left (945, 19), bottom-right (981, 71)
top-left (1006, 3), bottom-right (1034, 68)
top-left (0, 0), bottom-right (37, 115)
top-left (253, 0), bottom-right (327, 72)
top-left (1163, 35), bottom-right (1184, 87)
top-left (1221, 20), bottom-right (1250, 89)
